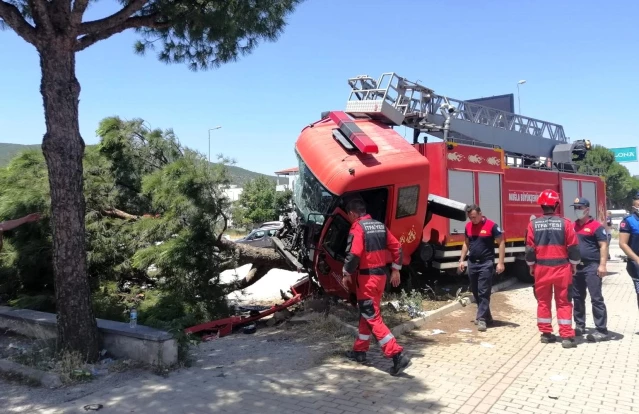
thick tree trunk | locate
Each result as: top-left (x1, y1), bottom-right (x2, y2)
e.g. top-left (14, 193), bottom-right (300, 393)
top-left (215, 238), bottom-right (294, 293)
top-left (39, 42), bottom-right (100, 362)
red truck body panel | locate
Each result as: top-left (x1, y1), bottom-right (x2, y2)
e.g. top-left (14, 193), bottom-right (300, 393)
top-left (421, 142), bottom-right (607, 247)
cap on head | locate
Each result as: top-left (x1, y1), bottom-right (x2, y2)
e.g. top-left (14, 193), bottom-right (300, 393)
top-left (570, 197), bottom-right (590, 208)
top-left (537, 189), bottom-right (560, 207)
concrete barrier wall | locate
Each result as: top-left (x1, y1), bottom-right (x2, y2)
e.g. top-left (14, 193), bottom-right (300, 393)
top-left (0, 306), bottom-right (177, 366)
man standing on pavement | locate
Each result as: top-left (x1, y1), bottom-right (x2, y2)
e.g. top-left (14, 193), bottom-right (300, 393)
top-left (342, 198), bottom-right (411, 376)
top-left (525, 189), bottom-right (581, 349)
top-left (571, 198), bottom-right (609, 342)
top-left (458, 204), bottom-right (506, 332)
top-left (619, 196), bottom-right (639, 310)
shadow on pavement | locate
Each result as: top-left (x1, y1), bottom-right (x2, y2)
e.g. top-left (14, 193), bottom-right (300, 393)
top-left (489, 319), bottom-right (521, 329)
top-left (23, 327), bottom-right (446, 414)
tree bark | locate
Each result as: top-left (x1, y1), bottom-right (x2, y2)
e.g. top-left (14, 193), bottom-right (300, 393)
top-left (214, 238), bottom-right (295, 293)
top-left (39, 41), bottom-right (100, 362)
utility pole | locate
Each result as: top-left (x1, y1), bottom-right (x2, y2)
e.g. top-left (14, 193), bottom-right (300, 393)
top-left (517, 80), bottom-right (527, 114)
top-left (208, 126), bottom-right (222, 163)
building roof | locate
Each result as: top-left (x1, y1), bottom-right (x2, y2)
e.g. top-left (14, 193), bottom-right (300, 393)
top-left (274, 167), bottom-right (299, 175)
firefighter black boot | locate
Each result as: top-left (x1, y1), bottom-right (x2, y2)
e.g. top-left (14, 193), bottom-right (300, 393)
top-left (390, 352), bottom-right (411, 376)
top-left (561, 337), bottom-right (577, 349)
top-left (345, 350), bottom-right (366, 363)
top-left (540, 333), bottom-right (557, 344)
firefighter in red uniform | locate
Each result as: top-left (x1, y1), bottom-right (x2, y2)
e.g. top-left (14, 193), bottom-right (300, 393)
top-left (342, 198), bottom-right (411, 376)
top-left (525, 189), bottom-right (581, 348)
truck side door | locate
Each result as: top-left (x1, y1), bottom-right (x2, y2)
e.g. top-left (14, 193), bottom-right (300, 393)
top-left (314, 208), bottom-right (355, 300)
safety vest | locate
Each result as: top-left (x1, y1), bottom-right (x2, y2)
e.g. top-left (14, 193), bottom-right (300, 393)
top-left (526, 214), bottom-right (580, 267)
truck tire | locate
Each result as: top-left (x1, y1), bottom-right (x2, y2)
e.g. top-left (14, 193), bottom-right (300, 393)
top-left (512, 258), bottom-right (533, 284)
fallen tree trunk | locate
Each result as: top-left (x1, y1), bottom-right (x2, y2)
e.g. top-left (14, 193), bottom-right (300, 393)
top-left (214, 237), bottom-right (296, 294)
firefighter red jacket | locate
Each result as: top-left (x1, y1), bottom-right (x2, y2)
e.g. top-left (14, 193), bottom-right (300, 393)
top-left (524, 213), bottom-right (581, 285)
top-left (343, 214), bottom-right (403, 276)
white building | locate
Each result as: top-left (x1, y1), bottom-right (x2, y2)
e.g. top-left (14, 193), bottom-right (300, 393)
top-left (274, 167), bottom-right (299, 193)
top-left (222, 185), bottom-right (243, 201)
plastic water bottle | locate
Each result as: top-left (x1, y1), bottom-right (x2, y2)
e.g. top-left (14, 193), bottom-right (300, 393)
top-left (129, 307), bottom-right (137, 328)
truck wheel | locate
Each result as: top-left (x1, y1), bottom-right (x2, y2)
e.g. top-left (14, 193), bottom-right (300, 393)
top-left (512, 259), bottom-right (533, 284)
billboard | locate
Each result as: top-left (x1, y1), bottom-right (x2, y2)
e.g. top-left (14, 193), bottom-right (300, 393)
top-left (465, 94), bottom-right (515, 113)
top-left (611, 147), bottom-right (637, 163)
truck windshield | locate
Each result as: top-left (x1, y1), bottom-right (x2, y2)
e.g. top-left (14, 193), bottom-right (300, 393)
top-left (294, 155), bottom-right (336, 225)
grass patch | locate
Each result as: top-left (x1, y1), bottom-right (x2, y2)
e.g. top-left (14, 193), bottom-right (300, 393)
top-left (297, 312), bottom-right (354, 358)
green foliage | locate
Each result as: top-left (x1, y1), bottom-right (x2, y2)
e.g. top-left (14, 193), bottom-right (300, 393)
top-left (234, 176), bottom-right (281, 226)
top-left (0, 144), bottom-right (41, 167)
top-left (275, 188), bottom-right (293, 216)
top-left (0, 143), bottom-right (279, 186)
top-left (577, 145), bottom-right (638, 209)
top-left (132, 0), bottom-right (304, 71)
top-left (0, 117), bottom-right (237, 329)
top-left (0, 151), bottom-right (52, 294)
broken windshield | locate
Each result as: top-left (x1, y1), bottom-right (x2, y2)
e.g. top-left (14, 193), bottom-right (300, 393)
top-left (294, 154), bottom-right (336, 225)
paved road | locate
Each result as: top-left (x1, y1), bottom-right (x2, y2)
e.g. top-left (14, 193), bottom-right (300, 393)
top-left (4, 248), bottom-right (639, 414)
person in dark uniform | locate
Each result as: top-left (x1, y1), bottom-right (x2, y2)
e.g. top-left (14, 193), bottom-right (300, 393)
top-left (571, 198), bottom-right (609, 342)
top-left (458, 204), bottom-right (505, 332)
top-left (619, 196), bottom-right (639, 310)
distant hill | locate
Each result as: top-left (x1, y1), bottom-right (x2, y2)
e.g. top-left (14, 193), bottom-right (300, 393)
top-left (0, 143), bottom-right (279, 186)
top-left (0, 143), bottom-right (42, 167)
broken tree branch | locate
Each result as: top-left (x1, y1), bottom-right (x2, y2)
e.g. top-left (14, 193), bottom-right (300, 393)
top-left (214, 237), bottom-right (295, 293)
top-left (0, 1), bottom-right (38, 45)
top-left (102, 208), bottom-right (140, 221)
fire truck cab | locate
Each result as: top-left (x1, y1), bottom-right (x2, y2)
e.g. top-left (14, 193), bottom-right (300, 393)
top-left (288, 111), bottom-right (461, 299)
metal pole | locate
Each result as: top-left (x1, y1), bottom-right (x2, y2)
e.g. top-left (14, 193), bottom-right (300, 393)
top-left (207, 126), bottom-right (222, 163)
top-left (517, 80), bottom-right (526, 115)
top-left (517, 84), bottom-right (521, 114)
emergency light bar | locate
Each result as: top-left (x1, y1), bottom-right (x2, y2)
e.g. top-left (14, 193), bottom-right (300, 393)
top-left (328, 111), bottom-right (378, 154)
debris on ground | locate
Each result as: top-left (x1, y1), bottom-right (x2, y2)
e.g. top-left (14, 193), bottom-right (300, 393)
top-left (0, 329), bottom-right (141, 385)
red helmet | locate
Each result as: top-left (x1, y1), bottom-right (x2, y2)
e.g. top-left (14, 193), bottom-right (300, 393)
top-left (537, 189), bottom-right (560, 207)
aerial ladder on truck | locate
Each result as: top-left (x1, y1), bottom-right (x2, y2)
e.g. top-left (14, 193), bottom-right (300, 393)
top-left (344, 72), bottom-right (592, 172)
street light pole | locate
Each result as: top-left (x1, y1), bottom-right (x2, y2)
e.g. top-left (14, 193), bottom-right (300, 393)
top-left (208, 126), bottom-right (222, 163)
top-left (517, 80), bottom-right (527, 114)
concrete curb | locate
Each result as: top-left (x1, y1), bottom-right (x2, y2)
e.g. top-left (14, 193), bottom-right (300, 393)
top-left (0, 358), bottom-right (62, 388)
top-left (390, 277), bottom-right (519, 339)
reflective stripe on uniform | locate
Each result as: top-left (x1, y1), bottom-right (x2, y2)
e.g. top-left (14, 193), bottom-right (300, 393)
top-left (379, 333), bottom-right (394, 346)
top-left (558, 319), bottom-right (572, 325)
top-left (537, 317), bottom-right (552, 323)
top-left (358, 334), bottom-right (370, 341)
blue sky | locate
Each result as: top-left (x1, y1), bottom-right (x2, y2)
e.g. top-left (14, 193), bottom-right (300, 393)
top-left (1, 0), bottom-right (638, 176)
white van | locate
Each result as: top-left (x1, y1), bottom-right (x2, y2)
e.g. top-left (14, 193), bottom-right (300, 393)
top-left (608, 209), bottom-right (628, 230)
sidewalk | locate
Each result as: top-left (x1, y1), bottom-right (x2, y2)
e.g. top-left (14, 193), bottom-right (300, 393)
top-left (3, 256), bottom-right (638, 414)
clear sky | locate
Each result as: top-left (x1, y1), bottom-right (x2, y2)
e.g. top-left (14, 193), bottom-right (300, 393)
top-left (1, 0), bottom-right (638, 176)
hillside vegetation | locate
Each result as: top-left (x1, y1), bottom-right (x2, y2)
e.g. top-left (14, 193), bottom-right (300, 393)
top-left (0, 143), bottom-right (281, 186)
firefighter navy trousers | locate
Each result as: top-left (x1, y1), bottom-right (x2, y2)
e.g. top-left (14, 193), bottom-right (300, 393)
top-left (468, 260), bottom-right (494, 322)
top-left (572, 262), bottom-right (607, 333)
top-left (353, 272), bottom-right (403, 358)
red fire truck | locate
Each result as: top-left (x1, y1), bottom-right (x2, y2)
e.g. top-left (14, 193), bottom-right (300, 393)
top-left (272, 72), bottom-right (605, 301)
